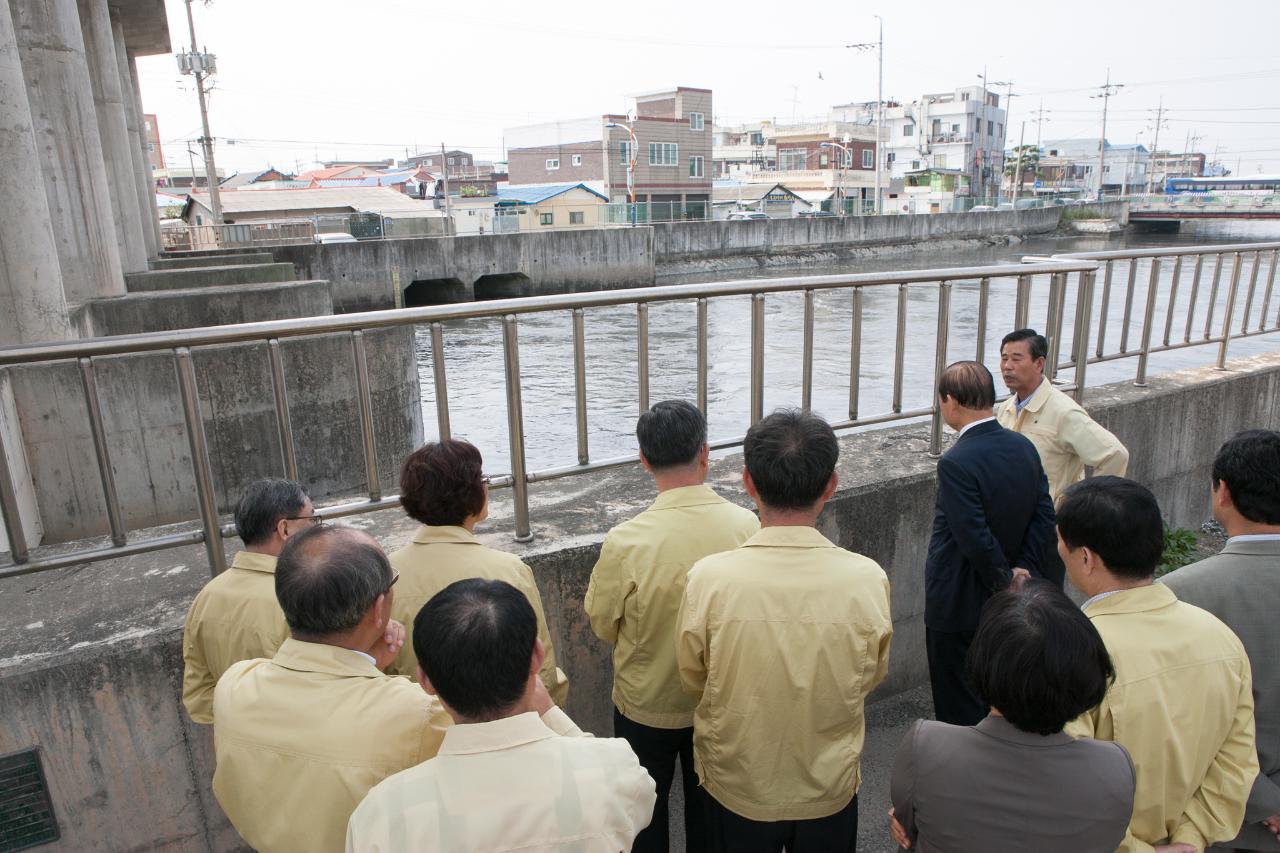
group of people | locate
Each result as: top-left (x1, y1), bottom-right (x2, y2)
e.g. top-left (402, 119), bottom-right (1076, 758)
top-left (178, 326), bottom-right (1279, 853)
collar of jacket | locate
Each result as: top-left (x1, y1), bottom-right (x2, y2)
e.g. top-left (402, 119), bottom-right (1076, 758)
top-left (1018, 377), bottom-right (1053, 414)
top-left (741, 525), bottom-right (836, 549)
top-left (956, 418), bottom-right (1001, 442)
top-left (649, 483), bottom-right (735, 512)
top-left (230, 550), bottom-right (278, 575)
top-left (975, 713), bottom-right (1075, 747)
top-left (438, 711), bottom-right (557, 756)
top-left (411, 524), bottom-right (480, 546)
top-left (270, 638), bottom-right (385, 679)
top-left (1082, 582), bottom-right (1177, 617)
top-left (1221, 536), bottom-right (1280, 557)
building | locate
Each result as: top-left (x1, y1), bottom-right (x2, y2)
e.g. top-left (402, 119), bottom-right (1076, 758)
top-left (163, 165), bottom-right (228, 190)
top-left (1040, 139), bottom-right (1149, 195)
top-left (713, 121), bottom-right (775, 178)
top-left (322, 158), bottom-right (394, 170)
top-left (761, 120), bottom-right (879, 208)
top-left (220, 168), bottom-right (293, 189)
top-left (181, 186), bottom-right (441, 226)
top-left (505, 86), bottom-right (713, 212)
top-left (833, 84), bottom-right (1008, 202)
top-left (143, 113), bottom-right (164, 181)
top-left (295, 164), bottom-right (378, 182)
top-left (711, 182), bottom-right (809, 219)
top-left (1148, 150), bottom-right (1207, 189)
top-left (405, 149), bottom-right (476, 172)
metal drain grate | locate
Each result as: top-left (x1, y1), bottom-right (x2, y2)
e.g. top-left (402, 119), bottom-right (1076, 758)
top-left (0, 749), bottom-right (59, 852)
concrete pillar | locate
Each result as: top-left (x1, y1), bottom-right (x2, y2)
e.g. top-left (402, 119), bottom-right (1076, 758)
top-left (113, 16), bottom-right (158, 261)
top-left (9, 0), bottom-right (125, 303)
top-left (78, 0), bottom-right (146, 273)
top-left (0, 0), bottom-right (72, 345)
top-left (123, 50), bottom-right (161, 253)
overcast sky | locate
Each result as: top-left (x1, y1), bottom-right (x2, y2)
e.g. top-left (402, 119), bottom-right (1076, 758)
top-left (137, 0), bottom-right (1280, 177)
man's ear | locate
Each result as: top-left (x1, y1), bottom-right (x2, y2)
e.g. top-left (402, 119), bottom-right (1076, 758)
top-left (639, 451), bottom-right (653, 474)
top-left (416, 664), bottom-right (436, 695)
top-left (821, 471), bottom-right (838, 503)
top-left (275, 516), bottom-right (290, 541)
top-left (742, 466), bottom-right (758, 501)
top-left (529, 638), bottom-right (545, 677)
top-left (1214, 480), bottom-right (1235, 512)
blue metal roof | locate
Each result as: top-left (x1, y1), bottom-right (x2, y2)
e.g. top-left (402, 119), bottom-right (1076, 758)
top-left (496, 183), bottom-right (609, 205)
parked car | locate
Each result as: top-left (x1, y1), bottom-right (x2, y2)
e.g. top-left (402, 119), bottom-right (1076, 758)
top-left (797, 210), bottom-right (837, 218)
top-left (315, 232), bottom-right (358, 244)
top-left (969, 205), bottom-right (995, 212)
top-left (727, 211), bottom-right (770, 221)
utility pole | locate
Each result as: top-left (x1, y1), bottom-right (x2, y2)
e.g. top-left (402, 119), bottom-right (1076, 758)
top-left (1144, 96), bottom-right (1166, 194)
top-left (1031, 99), bottom-right (1050, 148)
top-left (1091, 69), bottom-right (1124, 200)
top-left (990, 79), bottom-right (1015, 201)
top-left (847, 16), bottom-right (883, 214)
top-left (1012, 121), bottom-right (1027, 204)
top-left (178, 0), bottom-right (222, 222)
top-left (440, 143), bottom-right (452, 230)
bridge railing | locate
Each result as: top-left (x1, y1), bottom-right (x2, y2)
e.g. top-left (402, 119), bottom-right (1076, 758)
top-left (2, 243), bottom-right (1278, 578)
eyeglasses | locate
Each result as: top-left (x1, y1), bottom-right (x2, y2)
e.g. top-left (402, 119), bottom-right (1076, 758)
top-left (283, 513), bottom-right (324, 525)
top-left (385, 572), bottom-right (400, 594)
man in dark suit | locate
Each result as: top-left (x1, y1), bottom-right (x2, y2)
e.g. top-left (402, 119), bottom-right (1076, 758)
top-left (925, 361), bottom-right (1055, 726)
top-left (1163, 429), bottom-right (1280, 852)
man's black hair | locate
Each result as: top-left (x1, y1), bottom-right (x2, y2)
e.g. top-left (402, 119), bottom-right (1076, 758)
top-left (1212, 429), bottom-right (1280, 525)
top-left (1056, 476), bottom-right (1164, 579)
top-left (938, 361), bottom-right (996, 410)
top-left (235, 478), bottom-right (307, 545)
top-left (636, 400), bottom-right (707, 469)
top-left (743, 408), bottom-right (838, 510)
top-left (1000, 328), bottom-right (1049, 362)
top-left (275, 526), bottom-right (392, 637)
top-left (967, 580), bottom-right (1114, 735)
top-left (413, 578), bottom-right (537, 721)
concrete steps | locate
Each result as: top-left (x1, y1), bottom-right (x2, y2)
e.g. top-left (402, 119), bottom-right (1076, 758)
top-left (86, 280), bottom-right (334, 336)
top-left (125, 262), bottom-right (296, 293)
top-left (150, 252), bottom-right (274, 270)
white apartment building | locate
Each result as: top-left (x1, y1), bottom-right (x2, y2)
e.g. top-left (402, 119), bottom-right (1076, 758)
top-left (832, 85), bottom-right (1008, 200)
top-left (1041, 139), bottom-right (1149, 195)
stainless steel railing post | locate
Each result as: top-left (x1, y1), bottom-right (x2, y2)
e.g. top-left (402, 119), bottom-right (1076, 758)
top-left (79, 358), bottom-right (126, 547)
top-left (267, 339), bottom-right (299, 479)
top-left (572, 309), bottom-right (589, 465)
top-left (975, 277), bottom-right (990, 362)
top-left (750, 294), bottom-right (765, 425)
top-left (1096, 261), bottom-right (1113, 356)
top-left (350, 331), bottom-right (382, 502)
top-left (1260, 249), bottom-right (1278, 331)
top-left (1162, 256), bottom-right (1182, 347)
top-left (696, 299), bottom-right (709, 415)
top-left (1217, 252), bottom-right (1244, 370)
top-left (1184, 254), bottom-right (1205, 344)
top-left (1119, 260), bottom-right (1139, 353)
top-left (1014, 274), bottom-right (1031, 329)
top-left (502, 315), bottom-right (533, 542)
top-left (1204, 253), bottom-right (1225, 341)
top-left (1046, 273), bottom-right (1067, 381)
top-left (848, 288), bottom-right (863, 421)
top-left (892, 284), bottom-right (907, 414)
top-left (1073, 270), bottom-right (1096, 404)
top-left (801, 290), bottom-right (815, 411)
top-left (1241, 251), bottom-right (1262, 334)
top-left (637, 303), bottom-right (650, 415)
top-left (174, 347), bottom-right (226, 576)
top-left (928, 281), bottom-right (952, 458)
top-left (429, 322), bottom-right (451, 440)
top-left (1135, 259), bottom-right (1162, 386)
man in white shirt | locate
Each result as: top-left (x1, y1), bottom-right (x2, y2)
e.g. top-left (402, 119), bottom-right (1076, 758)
top-left (347, 578), bottom-right (657, 853)
top-left (1163, 430), bottom-right (1280, 852)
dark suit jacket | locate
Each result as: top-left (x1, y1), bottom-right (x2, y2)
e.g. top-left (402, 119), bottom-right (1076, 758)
top-left (925, 419), bottom-right (1055, 632)
top-left (1163, 537), bottom-right (1280, 851)
top-left (891, 715), bottom-right (1136, 853)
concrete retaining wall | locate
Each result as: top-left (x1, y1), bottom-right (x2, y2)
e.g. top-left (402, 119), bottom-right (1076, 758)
top-left (124, 262), bottom-right (296, 292)
top-left (8, 325), bottom-right (423, 543)
top-left (651, 206), bottom-right (1063, 264)
top-left (1, 349), bottom-right (1275, 852)
top-left (272, 228), bottom-right (656, 312)
top-left (149, 252), bottom-right (275, 270)
top-left (85, 280), bottom-right (334, 336)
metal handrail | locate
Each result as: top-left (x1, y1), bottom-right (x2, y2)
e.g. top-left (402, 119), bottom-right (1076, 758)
top-left (3, 243), bottom-right (1278, 581)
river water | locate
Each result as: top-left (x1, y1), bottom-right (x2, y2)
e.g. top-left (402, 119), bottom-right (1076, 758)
top-left (414, 220), bottom-right (1280, 475)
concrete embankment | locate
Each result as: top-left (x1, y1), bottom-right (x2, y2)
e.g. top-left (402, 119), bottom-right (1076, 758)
top-left (1, 348), bottom-right (1275, 852)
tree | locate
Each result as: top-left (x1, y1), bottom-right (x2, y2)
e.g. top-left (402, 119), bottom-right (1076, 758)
top-left (1004, 145), bottom-right (1040, 182)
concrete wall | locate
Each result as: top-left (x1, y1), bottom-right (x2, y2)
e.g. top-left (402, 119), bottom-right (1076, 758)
top-left (83, 280), bottom-right (334, 337)
top-left (1, 350), bottom-right (1276, 852)
top-left (272, 227), bottom-right (655, 311)
top-left (651, 205), bottom-right (1063, 264)
top-left (8, 326), bottom-right (422, 543)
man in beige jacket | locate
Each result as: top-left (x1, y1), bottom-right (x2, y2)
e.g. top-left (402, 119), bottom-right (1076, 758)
top-left (213, 525), bottom-right (451, 853)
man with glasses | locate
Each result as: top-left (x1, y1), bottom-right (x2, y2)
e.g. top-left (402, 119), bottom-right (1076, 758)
top-left (213, 524), bottom-right (450, 853)
top-left (182, 478), bottom-right (323, 724)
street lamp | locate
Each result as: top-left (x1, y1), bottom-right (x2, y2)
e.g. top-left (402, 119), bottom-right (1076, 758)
top-left (605, 121), bottom-right (638, 226)
top-left (847, 14), bottom-right (883, 215)
top-left (820, 142), bottom-right (850, 215)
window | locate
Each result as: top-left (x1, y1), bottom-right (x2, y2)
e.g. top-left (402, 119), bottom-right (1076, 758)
top-left (819, 152), bottom-right (830, 168)
top-left (147, 143), bottom-right (155, 151)
top-left (569, 211), bottom-right (584, 225)
top-left (862, 149), bottom-right (874, 169)
top-left (448, 157), bottom-right (455, 166)
top-left (689, 112), bottom-right (705, 131)
top-left (648, 142), bottom-right (678, 166)
top-left (903, 124), bottom-right (915, 137)
top-left (778, 148), bottom-right (807, 170)
top-left (546, 158), bottom-right (560, 170)
top-left (987, 120), bottom-right (994, 136)
top-left (572, 154), bottom-right (582, 166)
top-left (911, 160), bottom-right (920, 170)
top-left (539, 212), bottom-right (553, 225)
top-left (750, 131), bottom-right (764, 145)
top-left (934, 153), bottom-right (947, 168)
top-left (997, 123), bottom-right (1003, 138)
top-left (951, 123), bottom-right (960, 134)
top-left (841, 150), bottom-right (853, 168)
top-left (886, 152), bottom-right (896, 164)
top-left (619, 141), bottom-right (634, 164)
top-left (689, 155), bottom-right (704, 178)
top-left (145, 120), bottom-right (152, 130)
top-left (975, 117), bottom-right (982, 135)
